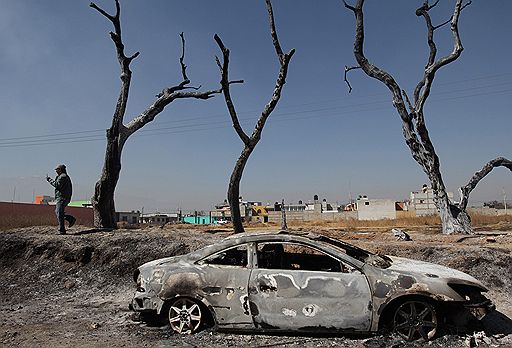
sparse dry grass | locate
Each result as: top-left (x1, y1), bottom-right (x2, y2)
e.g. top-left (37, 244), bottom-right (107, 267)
top-left (470, 213), bottom-right (512, 226)
top-left (287, 215), bottom-right (441, 230)
top-left (286, 212), bottom-right (512, 231)
top-left (2, 212), bottom-right (511, 232)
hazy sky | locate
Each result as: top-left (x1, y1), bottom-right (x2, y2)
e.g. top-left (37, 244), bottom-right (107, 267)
top-left (1, 0), bottom-right (510, 213)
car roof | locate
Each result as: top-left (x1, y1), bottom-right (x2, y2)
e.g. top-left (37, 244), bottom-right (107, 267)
top-left (223, 230), bottom-right (371, 252)
top-left (182, 230), bottom-right (370, 270)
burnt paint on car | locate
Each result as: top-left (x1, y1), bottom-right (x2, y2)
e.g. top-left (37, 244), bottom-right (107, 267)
top-left (131, 231), bottom-right (494, 337)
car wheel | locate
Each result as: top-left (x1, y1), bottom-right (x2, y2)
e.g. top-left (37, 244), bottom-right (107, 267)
top-left (168, 297), bottom-right (203, 334)
top-left (393, 300), bottom-right (438, 341)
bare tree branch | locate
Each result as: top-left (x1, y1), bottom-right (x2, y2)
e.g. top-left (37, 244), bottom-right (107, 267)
top-left (459, 157), bottom-right (512, 210)
top-left (179, 32), bottom-right (190, 83)
top-left (346, 0), bottom-right (428, 171)
top-left (402, 89), bottom-right (414, 115)
top-left (414, 0), bottom-right (468, 114)
top-left (344, 65), bottom-right (361, 93)
top-left (90, 0), bottom-right (138, 144)
top-left (124, 88), bottom-right (223, 138)
top-left (427, 0), bottom-right (440, 11)
top-left (433, 17), bottom-right (452, 30)
top-left (90, 2), bottom-right (116, 23)
top-left (342, 0), bottom-right (356, 12)
top-left (214, 34), bottom-right (250, 145)
top-left (266, 0), bottom-right (284, 63)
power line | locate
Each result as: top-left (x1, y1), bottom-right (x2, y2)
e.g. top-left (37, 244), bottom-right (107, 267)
top-left (4, 77), bottom-right (511, 141)
top-left (1, 76), bottom-right (511, 148)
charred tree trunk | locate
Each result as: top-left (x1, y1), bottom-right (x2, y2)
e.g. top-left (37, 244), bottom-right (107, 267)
top-left (90, 1), bottom-right (221, 228)
top-left (215, 0), bottom-right (294, 234)
top-left (227, 146), bottom-right (255, 234)
top-left (344, 0), bottom-right (477, 234)
top-left (92, 129), bottom-right (124, 228)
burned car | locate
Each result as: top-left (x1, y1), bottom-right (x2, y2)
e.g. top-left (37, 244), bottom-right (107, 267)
top-left (130, 231), bottom-right (493, 341)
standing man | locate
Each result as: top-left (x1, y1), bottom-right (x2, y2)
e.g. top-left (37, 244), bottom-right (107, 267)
top-left (46, 164), bottom-right (76, 234)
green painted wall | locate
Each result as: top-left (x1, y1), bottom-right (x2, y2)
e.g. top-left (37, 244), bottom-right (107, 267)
top-left (183, 216), bottom-right (217, 224)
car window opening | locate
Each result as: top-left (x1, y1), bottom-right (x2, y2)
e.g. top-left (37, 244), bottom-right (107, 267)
top-left (202, 245), bottom-right (248, 267)
top-left (257, 242), bottom-right (358, 273)
top-left (313, 235), bottom-right (392, 268)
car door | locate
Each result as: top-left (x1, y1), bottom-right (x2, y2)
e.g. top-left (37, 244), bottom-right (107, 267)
top-left (248, 241), bottom-right (372, 332)
top-left (196, 243), bottom-right (253, 329)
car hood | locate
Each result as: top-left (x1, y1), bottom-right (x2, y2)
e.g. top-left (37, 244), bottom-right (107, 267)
top-left (385, 256), bottom-right (486, 290)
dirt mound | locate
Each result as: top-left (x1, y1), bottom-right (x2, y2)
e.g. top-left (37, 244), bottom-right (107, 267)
top-left (1, 226), bottom-right (512, 347)
top-left (0, 227), bottom-right (227, 302)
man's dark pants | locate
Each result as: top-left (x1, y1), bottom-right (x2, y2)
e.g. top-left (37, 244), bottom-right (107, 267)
top-left (55, 198), bottom-right (73, 233)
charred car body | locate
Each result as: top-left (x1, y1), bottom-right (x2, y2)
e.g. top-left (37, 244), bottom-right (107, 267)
top-left (130, 231), bottom-right (494, 341)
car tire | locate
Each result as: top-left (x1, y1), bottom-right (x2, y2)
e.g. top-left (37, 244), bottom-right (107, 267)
top-left (392, 300), bottom-right (438, 341)
top-left (167, 297), bottom-right (204, 334)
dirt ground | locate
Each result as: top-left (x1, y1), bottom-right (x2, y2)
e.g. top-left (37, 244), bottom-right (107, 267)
top-left (1, 223), bottom-right (512, 348)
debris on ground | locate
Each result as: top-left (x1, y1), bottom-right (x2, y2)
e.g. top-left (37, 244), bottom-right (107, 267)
top-left (392, 228), bottom-right (411, 241)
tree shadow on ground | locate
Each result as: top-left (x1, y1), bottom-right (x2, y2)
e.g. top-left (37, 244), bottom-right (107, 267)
top-left (73, 228), bottom-right (114, 235)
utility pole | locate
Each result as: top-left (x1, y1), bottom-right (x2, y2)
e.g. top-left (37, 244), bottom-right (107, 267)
top-left (503, 188), bottom-right (507, 214)
top-left (281, 199), bottom-right (287, 231)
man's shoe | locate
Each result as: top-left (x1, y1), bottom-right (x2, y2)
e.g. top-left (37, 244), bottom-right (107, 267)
top-left (58, 230), bottom-right (67, 235)
top-left (68, 216), bottom-right (76, 228)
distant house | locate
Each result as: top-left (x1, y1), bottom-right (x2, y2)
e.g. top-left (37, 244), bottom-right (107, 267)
top-left (141, 213), bottom-right (179, 224)
top-left (251, 205), bottom-right (268, 223)
top-left (34, 195), bottom-right (53, 205)
top-left (410, 185), bottom-right (453, 216)
top-left (116, 211), bottom-right (140, 224)
top-left (356, 195), bottom-right (396, 220)
top-left (211, 197), bottom-right (251, 222)
top-left (183, 215), bottom-right (218, 225)
top-left (281, 203), bottom-right (307, 212)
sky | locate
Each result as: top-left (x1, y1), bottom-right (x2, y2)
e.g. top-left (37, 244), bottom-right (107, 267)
top-left (0, 0), bottom-right (511, 213)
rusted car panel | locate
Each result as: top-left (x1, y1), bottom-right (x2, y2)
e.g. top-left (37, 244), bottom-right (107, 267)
top-left (130, 231), bottom-right (494, 340)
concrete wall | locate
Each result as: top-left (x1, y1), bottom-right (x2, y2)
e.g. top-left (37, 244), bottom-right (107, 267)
top-left (267, 210), bottom-right (357, 223)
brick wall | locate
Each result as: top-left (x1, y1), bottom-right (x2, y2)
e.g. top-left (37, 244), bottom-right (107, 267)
top-left (0, 201), bottom-right (94, 228)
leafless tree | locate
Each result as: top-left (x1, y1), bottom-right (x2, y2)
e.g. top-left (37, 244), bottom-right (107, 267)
top-left (90, 1), bottom-right (222, 228)
top-left (214, 0), bottom-right (295, 234)
top-left (344, 0), bottom-right (511, 234)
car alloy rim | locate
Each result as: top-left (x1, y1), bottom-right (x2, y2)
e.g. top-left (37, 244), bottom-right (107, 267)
top-left (168, 298), bottom-right (202, 334)
top-left (393, 300), bottom-right (437, 341)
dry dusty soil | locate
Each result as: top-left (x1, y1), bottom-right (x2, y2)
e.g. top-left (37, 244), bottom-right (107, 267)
top-left (1, 223), bottom-right (512, 348)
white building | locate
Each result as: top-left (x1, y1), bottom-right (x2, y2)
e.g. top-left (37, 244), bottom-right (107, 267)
top-left (356, 195), bottom-right (396, 220)
top-left (410, 185), bottom-right (453, 216)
